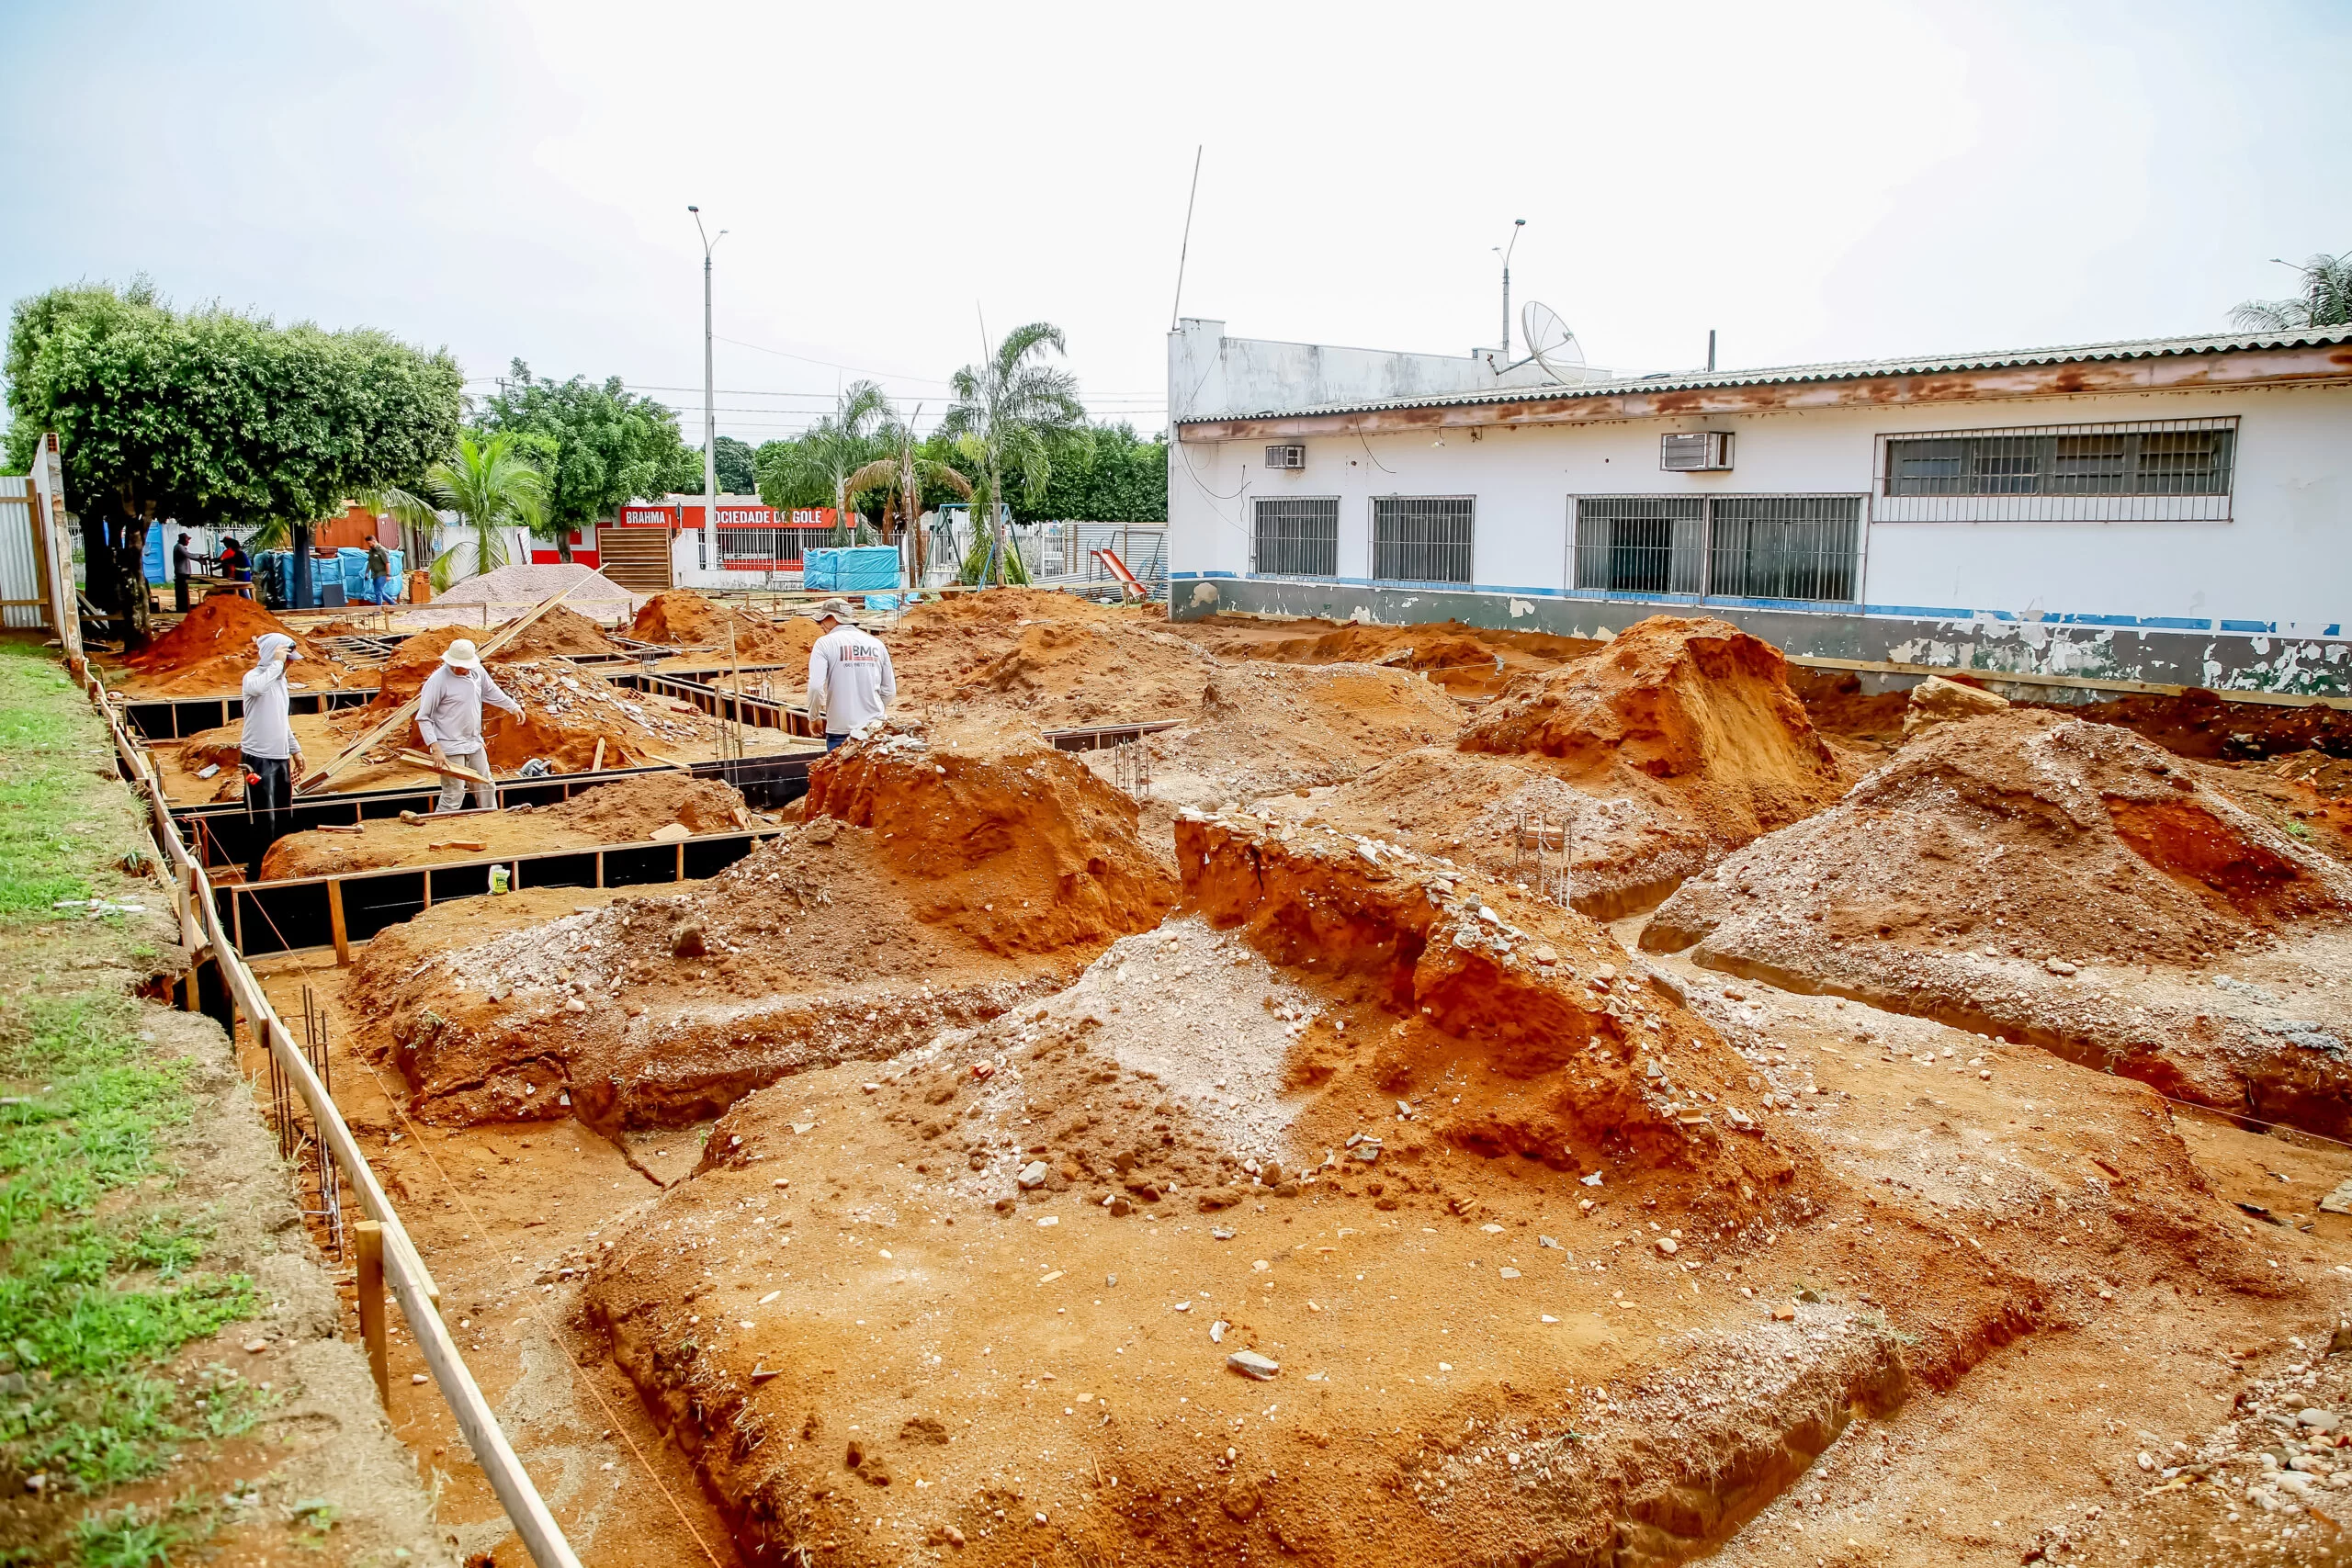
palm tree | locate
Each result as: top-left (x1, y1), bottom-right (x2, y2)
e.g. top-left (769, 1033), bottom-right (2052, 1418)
top-left (843, 407), bottom-right (972, 581)
top-left (384, 430), bottom-right (548, 590)
top-left (754, 380), bottom-right (891, 544)
top-left (2231, 252), bottom-right (2352, 331)
top-left (941, 321), bottom-right (1089, 585)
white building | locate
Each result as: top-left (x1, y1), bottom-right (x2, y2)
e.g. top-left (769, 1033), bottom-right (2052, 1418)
top-left (1165, 318), bottom-right (2352, 694)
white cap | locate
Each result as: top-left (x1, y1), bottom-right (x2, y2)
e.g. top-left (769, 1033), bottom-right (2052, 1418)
top-left (441, 638), bottom-right (483, 671)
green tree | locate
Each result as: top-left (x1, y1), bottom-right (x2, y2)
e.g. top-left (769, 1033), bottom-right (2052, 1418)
top-left (4, 278), bottom-right (459, 644)
top-left (385, 431), bottom-right (548, 590)
top-left (2231, 252), bottom-right (2352, 331)
top-left (713, 435), bottom-right (756, 493)
top-left (844, 409), bottom-right (972, 579)
top-left (1023, 422), bottom-right (1168, 523)
top-left (752, 381), bottom-right (890, 544)
top-left (476, 359), bottom-right (701, 560)
top-left (941, 322), bottom-right (1088, 583)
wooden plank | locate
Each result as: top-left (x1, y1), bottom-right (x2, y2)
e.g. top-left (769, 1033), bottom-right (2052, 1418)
top-left (326, 878), bottom-right (350, 966)
top-left (395, 748), bottom-right (494, 784)
top-left (590, 737), bottom-right (605, 774)
top-left (355, 1221), bottom-right (389, 1407)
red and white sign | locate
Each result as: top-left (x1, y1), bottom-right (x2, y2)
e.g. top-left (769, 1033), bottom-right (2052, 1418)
top-left (618, 502), bottom-right (838, 529)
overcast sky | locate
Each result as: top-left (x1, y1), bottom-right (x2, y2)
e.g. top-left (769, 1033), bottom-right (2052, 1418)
top-left (6, 0), bottom-right (2346, 444)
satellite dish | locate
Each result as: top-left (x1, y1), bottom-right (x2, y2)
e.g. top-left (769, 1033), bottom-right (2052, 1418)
top-left (1520, 302), bottom-right (1585, 381)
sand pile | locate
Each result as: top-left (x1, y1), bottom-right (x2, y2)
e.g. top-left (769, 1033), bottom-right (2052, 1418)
top-left (1172, 615), bottom-right (1600, 699)
top-left (1643, 708), bottom-right (2352, 1134)
top-left (350, 719), bottom-right (1176, 1127)
top-left (1294, 618), bottom-right (1853, 918)
top-left (630, 591), bottom-right (819, 664)
top-left (257, 772), bottom-right (746, 881)
top-left (375, 608), bottom-right (622, 691)
top-left (110, 594), bottom-right (368, 695)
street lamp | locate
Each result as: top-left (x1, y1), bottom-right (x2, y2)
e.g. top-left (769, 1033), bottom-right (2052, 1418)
top-left (686, 208), bottom-right (724, 573)
top-left (1494, 218), bottom-right (1526, 359)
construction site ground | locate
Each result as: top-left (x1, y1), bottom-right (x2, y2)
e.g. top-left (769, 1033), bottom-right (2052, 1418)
top-left (162, 589), bottom-right (2352, 1567)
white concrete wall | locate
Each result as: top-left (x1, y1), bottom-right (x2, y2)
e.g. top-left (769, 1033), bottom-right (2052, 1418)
top-left (1169, 381), bottom-right (2352, 635)
top-left (1169, 318), bottom-right (1583, 423)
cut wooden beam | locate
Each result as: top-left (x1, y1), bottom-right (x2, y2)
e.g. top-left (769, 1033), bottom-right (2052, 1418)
top-left (395, 749), bottom-right (494, 785)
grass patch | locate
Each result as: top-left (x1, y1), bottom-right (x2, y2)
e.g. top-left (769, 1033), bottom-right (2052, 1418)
top-left (69, 1492), bottom-right (216, 1568)
top-left (0, 643), bottom-right (128, 921)
top-left (0, 996), bottom-right (255, 1490)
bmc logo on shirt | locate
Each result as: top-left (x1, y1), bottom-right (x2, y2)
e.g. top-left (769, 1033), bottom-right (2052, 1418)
top-left (834, 646), bottom-right (884, 665)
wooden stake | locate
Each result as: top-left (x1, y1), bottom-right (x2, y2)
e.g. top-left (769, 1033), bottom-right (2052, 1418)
top-left (394, 749), bottom-right (494, 784)
top-left (326, 878), bottom-right (350, 965)
top-left (590, 737), bottom-right (605, 774)
top-left (355, 1220), bottom-right (389, 1407)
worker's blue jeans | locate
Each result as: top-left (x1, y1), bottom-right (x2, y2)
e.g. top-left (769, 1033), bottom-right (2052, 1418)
top-left (825, 732), bottom-right (850, 752)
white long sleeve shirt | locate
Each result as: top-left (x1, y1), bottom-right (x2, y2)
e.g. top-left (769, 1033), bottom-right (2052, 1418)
top-left (414, 664), bottom-right (522, 750)
top-left (240, 659), bottom-right (298, 761)
top-left (808, 625), bottom-right (896, 736)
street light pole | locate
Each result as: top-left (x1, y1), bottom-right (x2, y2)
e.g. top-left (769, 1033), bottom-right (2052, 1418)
top-left (689, 206), bottom-right (727, 574)
top-left (1495, 218), bottom-right (1527, 359)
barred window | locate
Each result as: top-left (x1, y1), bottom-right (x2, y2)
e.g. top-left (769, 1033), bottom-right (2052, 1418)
top-left (1883, 419), bottom-right (2235, 512)
top-left (1251, 497), bottom-right (1339, 578)
top-left (1372, 496), bottom-right (1475, 584)
top-left (1572, 497), bottom-right (1703, 594)
top-left (1572, 495), bottom-right (1860, 604)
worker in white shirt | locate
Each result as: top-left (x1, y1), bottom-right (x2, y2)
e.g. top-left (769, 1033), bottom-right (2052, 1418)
top-left (806, 598), bottom-right (895, 750)
top-left (240, 632), bottom-right (305, 883)
top-left (414, 638), bottom-right (525, 811)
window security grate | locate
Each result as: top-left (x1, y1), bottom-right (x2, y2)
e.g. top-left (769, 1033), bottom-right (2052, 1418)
top-left (1251, 497), bottom-right (1340, 578)
top-left (1372, 496), bottom-right (1475, 584)
top-left (1572, 495), bottom-right (1860, 604)
top-left (1877, 418), bottom-right (2237, 523)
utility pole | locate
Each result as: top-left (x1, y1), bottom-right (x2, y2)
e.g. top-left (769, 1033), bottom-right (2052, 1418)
top-left (1495, 218), bottom-right (1526, 358)
top-left (689, 206), bottom-right (727, 574)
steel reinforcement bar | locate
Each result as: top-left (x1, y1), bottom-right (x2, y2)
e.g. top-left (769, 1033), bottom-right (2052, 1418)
top-left (79, 661), bottom-right (585, 1568)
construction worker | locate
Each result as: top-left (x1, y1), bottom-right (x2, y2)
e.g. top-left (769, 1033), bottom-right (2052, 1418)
top-left (805, 598), bottom-right (894, 751)
top-left (171, 531), bottom-right (197, 614)
top-left (415, 638), bottom-right (524, 812)
top-left (240, 632), bottom-right (305, 883)
top-left (365, 537), bottom-right (392, 604)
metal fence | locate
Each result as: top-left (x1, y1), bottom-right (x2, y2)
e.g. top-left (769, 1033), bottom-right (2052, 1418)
top-left (1251, 497), bottom-right (1340, 577)
top-left (1024, 523), bottom-right (1169, 589)
top-left (1372, 496), bottom-right (1475, 584)
top-left (1876, 417), bottom-right (2237, 523)
top-left (1572, 494), bottom-right (1860, 604)
top-left (1571, 496), bottom-right (1704, 594)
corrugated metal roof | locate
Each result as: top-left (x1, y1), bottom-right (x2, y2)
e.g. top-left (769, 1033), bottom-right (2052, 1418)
top-left (1176, 326), bottom-right (2352, 425)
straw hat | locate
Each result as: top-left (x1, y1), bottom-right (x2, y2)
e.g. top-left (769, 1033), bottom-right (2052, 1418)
top-left (810, 597), bottom-right (858, 624)
top-left (441, 638), bottom-right (484, 671)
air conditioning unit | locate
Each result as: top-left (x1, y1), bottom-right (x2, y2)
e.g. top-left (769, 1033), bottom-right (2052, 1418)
top-left (1264, 444), bottom-right (1306, 470)
top-left (1660, 431), bottom-right (1734, 471)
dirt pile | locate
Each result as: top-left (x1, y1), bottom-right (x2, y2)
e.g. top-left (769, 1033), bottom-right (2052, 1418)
top-left (1643, 708), bottom-right (2352, 1134)
top-left (888, 590), bottom-right (1216, 728)
top-left (110, 594), bottom-right (367, 695)
top-left (631, 591), bottom-right (819, 663)
top-left (257, 772), bottom-right (746, 881)
top-left (376, 608), bottom-right (622, 694)
top-left (577, 816), bottom-right (2253, 1568)
top-left (1170, 615), bottom-right (1600, 699)
top-left (1139, 661), bottom-right (1466, 807)
top-left (1293, 618), bottom-right (1853, 918)
top-left (350, 719), bottom-right (1176, 1127)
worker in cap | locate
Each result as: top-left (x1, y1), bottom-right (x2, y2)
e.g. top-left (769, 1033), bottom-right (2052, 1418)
top-left (415, 637), bottom-right (525, 812)
top-left (805, 598), bottom-right (894, 752)
top-left (239, 632), bottom-right (304, 884)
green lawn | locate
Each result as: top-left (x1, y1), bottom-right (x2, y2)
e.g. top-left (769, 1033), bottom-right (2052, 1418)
top-left (0, 639), bottom-right (258, 1563)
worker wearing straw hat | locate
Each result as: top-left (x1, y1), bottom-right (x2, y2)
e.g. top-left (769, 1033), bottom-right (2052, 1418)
top-left (415, 638), bottom-right (524, 812)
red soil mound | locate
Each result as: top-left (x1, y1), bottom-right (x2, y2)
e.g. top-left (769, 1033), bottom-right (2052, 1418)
top-left (1142, 661), bottom-right (1466, 803)
top-left (111, 594), bottom-right (367, 695)
top-left (1644, 708), bottom-right (2352, 1134)
top-left (890, 597), bottom-right (1218, 728)
top-left (352, 720), bottom-right (1177, 1127)
top-left (375, 607), bottom-right (622, 697)
top-left (630, 592), bottom-right (818, 663)
top-left (1463, 615), bottom-right (1844, 845)
top-left (257, 772), bottom-right (745, 881)
top-left (1173, 615), bottom-right (1602, 699)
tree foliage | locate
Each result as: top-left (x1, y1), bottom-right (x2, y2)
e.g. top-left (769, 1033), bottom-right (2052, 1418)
top-left (475, 359), bottom-right (701, 559)
top-left (714, 435), bottom-right (756, 493)
top-left (752, 381), bottom-right (892, 543)
top-left (1020, 422), bottom-right (1167, 523)
top-left (4, 278), bottom-right (460, 641)
top-left (385, 430), bottom-right (547, 590)
top-left (2231, 252), bottom-right (2352, 332)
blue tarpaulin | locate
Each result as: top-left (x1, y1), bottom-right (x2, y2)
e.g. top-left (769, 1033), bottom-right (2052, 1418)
top-left (801, 547), bottom-right (901, 592)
